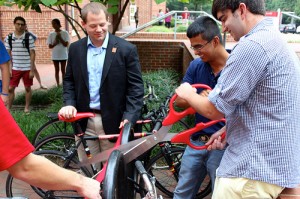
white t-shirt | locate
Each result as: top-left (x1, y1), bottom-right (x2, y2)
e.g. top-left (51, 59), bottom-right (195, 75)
top-left (47, 30), bottom-right (70, 60)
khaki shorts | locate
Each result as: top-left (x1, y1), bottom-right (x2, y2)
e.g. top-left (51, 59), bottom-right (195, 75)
top-left (212, 177), bottom-right (284, 199)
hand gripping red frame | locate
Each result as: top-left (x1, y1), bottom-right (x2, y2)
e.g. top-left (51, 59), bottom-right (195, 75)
top-left (162, 84), bottom-right (212, 126)
top-left (162, 84), bottom-right (226, 150)
top-left (58, 112), bottom-right (95, 122)
top-left (171, 119), bottom-right (226, 150)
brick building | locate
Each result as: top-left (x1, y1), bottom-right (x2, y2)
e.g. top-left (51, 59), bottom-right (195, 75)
top-left (0, 0), bottom-right (166, 64)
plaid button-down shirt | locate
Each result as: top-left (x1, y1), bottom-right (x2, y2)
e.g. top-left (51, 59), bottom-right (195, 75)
top-left (209, 18), bottom-right (300, 188)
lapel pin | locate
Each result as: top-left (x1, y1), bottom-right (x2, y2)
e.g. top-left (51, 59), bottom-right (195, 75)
top-left (112, 47), bottom-right (117, 53)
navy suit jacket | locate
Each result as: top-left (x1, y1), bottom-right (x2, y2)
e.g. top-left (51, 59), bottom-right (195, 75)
top-left (63, 33), bottom-right (144, 134)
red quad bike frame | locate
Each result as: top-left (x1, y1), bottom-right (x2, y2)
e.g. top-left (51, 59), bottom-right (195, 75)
top-left (163, 84), bottom-right (226, 150)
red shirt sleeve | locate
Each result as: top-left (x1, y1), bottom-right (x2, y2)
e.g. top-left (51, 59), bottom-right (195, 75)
top-left (0, 99), bottom-right (34, 171)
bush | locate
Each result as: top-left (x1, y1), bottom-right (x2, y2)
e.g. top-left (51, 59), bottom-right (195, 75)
top-left (175, 25), bottom-right (188, 33)
top-left (13, 86), bottom-right (63, 106)
top-left (145, 25), bottom-right (173, 33)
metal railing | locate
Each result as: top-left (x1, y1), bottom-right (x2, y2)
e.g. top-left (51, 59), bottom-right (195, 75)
top-left (120, 10), bottom-right (223, 41)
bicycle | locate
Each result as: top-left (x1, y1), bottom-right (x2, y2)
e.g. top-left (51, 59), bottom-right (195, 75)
top-left (6, 150), bottom-right (90, 199)
top-left (31, 113), bottom-right (74, 144)
top-left (103, 84), bottom-right (225, 199)
top-left (30, 82), bottom-right (185, 145)
top-left (6, 113), bottom-right (135, 198)
top-left (29, 93), bottom-right (210, 198)
top-left (15, 84), bottom-right (213, 198)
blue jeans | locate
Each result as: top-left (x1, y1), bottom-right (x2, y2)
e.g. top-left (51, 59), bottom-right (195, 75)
top-left (173, 139), bottom-right (225, 199)
top-left (0, 80), bottom-right (2, 93)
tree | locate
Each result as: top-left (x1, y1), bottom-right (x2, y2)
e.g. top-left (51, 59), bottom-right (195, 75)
top-left (0, 0), bottom-right (130, 38)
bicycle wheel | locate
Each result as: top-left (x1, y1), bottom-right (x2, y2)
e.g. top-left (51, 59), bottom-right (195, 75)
top-left (145, 147), bottom-right (211, 198)
top-left (102, 150), bottom-right (126, 199)
top-left (6, 150), bottom-right (90, 198)
top-left (32, 115), bottom-right (74, 145)
top-left (34, 133), bottom-right (75, 152)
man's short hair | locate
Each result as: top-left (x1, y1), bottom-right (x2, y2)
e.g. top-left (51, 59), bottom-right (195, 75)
top-left (187, 16), bottom-right (222, 43)
top-left (212, 0), bottom-right (266, 20)
top-left (81, 2), bottom-right (108, 23)
top-left (14, 16), bottom-right (26, 25)
top-left (52, 18), bottom-right (61, 27)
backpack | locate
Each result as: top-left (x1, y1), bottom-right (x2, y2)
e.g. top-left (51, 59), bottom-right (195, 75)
top-left (8, 32), bottom-right (30, 54)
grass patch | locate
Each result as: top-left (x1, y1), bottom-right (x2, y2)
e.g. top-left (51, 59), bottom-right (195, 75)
top-left (144, 25), bottom-right (188, 33)
top-left (13, 86), bottom-right (63, 106)
top-left (145, 25), bottom-right (174, 33)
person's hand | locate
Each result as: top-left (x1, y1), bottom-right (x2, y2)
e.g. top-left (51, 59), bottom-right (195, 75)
top-left (119, 119), bottom-right (129, 129)
top-left (1, 95), bottom-right (8, 107)
top-left (175, 82), bottom-right (197, 100)
top-left (77, 176), bottom-right (101, 199)
top-left (29, 70), bottom-right (34, 79)
top-left (58, 106), bottom-right (77, 119)
top-left (205, 129), bottom-right (226, 151)
top-left (200, 89), bottom-right (211, 97)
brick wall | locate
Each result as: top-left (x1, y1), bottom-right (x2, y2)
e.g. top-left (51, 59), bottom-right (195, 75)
top-left (116, 31), bottom-right (236, 42)
top-left (0, 6), bottom-right (69, 64)
top-left (128, 39), bottom-right (185, 73)
top-left (135, 0), bottom-right (166, 27)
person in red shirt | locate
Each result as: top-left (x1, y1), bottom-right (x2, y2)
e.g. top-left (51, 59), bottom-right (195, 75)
top-left (182, 7), bottom-right (190, 26)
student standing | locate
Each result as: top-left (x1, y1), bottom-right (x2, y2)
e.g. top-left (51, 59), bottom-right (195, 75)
top-left (47, 18), bottom-right (70, 86)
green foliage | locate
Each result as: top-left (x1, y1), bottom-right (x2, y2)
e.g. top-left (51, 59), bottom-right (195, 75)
top-left (0, 0), bottom-right (128, 36)
top-left (155, 0), bottom-right (165, 4)
top-left (178, 0), bottom-right (189, 3)
top-left (145, 25), bottom-right (174, 32)
top-left (175, 25), bottom-right (188, 32)
top-left (14, 86), bottom-right (63, 106)
top-left (142, 69), bottom-right (180, 111)
top-left (167, 0), bottom-right (212, 13)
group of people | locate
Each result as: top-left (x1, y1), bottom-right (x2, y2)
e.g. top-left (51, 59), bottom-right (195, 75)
top-left (1, 16), bottom-right (69, 113)
top-left (156, 8), bottom-right (172, 28)
top-left (1, 0), bottom-right (300, 199)
top-left (1, 2), bottom-right (143, 198)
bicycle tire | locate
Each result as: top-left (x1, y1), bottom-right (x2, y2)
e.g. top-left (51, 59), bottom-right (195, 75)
top-left (34, 133), bottom-right (75, 153)
top-left (6, 150), bottom-right (90, 198)
top-left (102, 150), bottom-right (126, 199)
top-left (32, 117), bottom-right (74, 145)
top-left (145, 147), bottom-right (211, 198)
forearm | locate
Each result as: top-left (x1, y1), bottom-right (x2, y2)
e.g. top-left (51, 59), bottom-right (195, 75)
top-left (0, 62), bottom-right (10, 94)
top-left (175, 97), bottom-right (190, 109)
top-left (57, 35), bottom-right (68, 47)
top-left (7, 153), bottom-right (84, 192)
top-left (184, 91), bottom-right (224, 120)
top-left (30, 50), bottom-right (35, 70)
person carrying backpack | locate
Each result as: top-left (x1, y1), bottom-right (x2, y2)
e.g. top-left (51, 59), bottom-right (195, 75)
top-left (4, 16), bottom-right (35, 114)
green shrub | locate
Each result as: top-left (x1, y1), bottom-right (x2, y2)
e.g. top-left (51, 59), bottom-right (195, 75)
top-left (175, 25), bottom-right (188, 33)
top-left (145, 25), bottom-right (173, 33)
top-left (14, 86), bottom-right (63, 106)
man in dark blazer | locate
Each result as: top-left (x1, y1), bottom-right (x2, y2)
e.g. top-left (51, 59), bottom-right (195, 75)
top-left (59, 2), bottom-right (144, 169)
